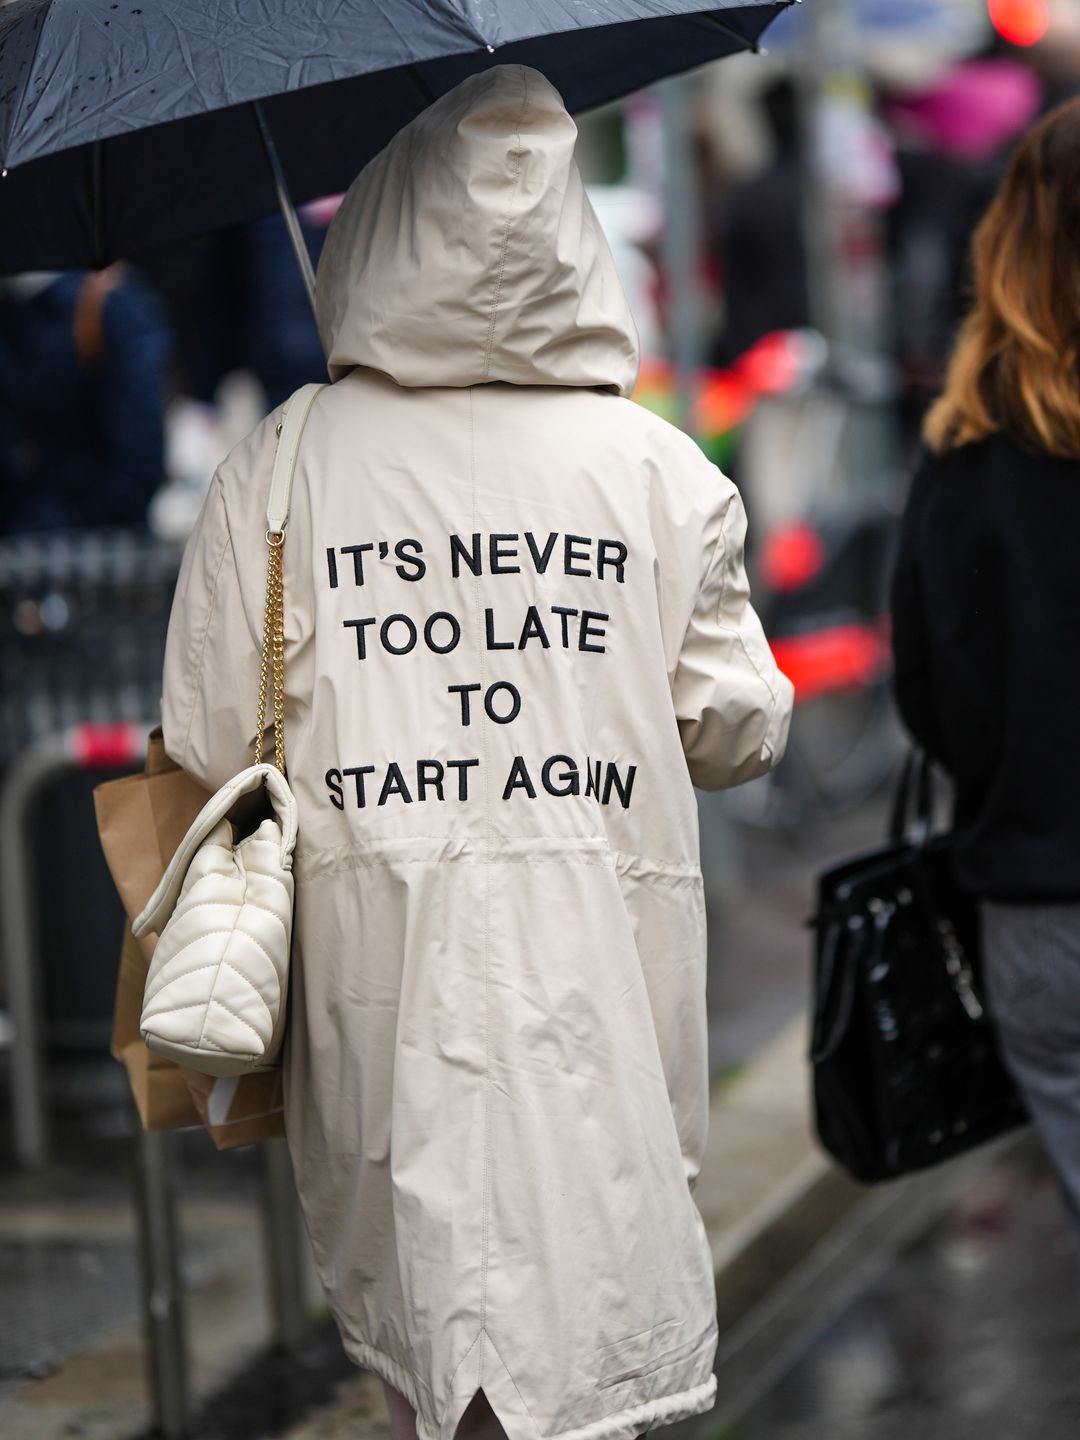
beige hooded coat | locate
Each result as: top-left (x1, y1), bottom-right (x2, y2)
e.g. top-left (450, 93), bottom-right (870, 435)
top-left (161, 63), bottom-right (793, 1440)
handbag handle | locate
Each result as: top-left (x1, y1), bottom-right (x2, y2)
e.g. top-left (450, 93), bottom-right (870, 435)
top-left (254, 383), bottom-right (326, 773)
top-left (888, 746), bottom-right (933, 847)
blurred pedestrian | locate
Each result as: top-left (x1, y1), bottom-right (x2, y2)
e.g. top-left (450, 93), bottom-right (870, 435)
top-left (140, 205), bottom-right (329, 412)
top-left (884, 57), bottom-right (1043, 445)
top-left (241, 207), bottom-right (329, 408)
top-left (890, 96), bottom-right (1080, 1235)
top-left (708, 79), bottom-right (809, 368)
top-left (159, 65), bottom-right (792, 1440)
top-left (0, 265), bottom-right (169, 535)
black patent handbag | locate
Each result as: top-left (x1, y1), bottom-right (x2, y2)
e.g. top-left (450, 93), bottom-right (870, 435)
top-left (809, 751), bottom-right (1028, 1183)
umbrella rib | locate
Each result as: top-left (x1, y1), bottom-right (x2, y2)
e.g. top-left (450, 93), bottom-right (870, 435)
top-left (252, 100), bottom-right (318, 324)
top-left (703, 11), bottom-right (766, 54)
top-left (406, 65), bottom-right (438, 105)
top-left (3, 6), bottom-right (50, 169)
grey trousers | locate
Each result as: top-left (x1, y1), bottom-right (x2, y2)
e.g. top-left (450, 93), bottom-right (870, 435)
top-left (981, 899), bottom-right (1080, 1234)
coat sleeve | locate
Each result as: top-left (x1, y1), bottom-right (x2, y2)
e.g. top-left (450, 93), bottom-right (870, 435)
top-left (889, 457), bottom-right (949, 765)
top-left (159, 470), bottom-right (264, 792)
top-left (672, 482), bottom-right (794, 790)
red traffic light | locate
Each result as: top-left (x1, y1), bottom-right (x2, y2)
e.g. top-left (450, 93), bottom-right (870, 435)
top-left (988, 0), bottom-right (1049, 46)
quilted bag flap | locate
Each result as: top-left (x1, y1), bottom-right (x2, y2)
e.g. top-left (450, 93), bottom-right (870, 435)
top-left (132, 763), bottom-right (297, 940)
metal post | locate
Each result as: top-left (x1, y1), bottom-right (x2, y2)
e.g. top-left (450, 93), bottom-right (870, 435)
top-left (796, 0), bottom-right (896, 491)
top-left (658, 74), bottom-right (703, 434)
top-left (797, 0), bottom-right (845, 356)
top-left (0, 717), bottom-right (308, 1423)
top-left (0, 724), bottom-right (147, 1169)
top-left (253, 100), bottom-right (318, 320)
top-left (655, 74), bottom-right (746, 959)
top-left (131, 1125), bottom-right (190, 1438)
top-left (0, 733), bottom-right (69, 1167)
top-left (258, 1135), bottom-right (309, 1350)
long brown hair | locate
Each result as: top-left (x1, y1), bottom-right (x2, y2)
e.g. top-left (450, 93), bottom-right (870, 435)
top-left (924, 96), bottom-right (1080, 458)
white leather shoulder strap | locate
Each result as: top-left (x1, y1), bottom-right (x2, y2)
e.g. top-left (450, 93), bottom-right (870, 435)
top-left (266, 382), bottom-right (326, 535)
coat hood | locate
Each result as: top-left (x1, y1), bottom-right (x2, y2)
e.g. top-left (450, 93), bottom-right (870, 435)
top-left (314, 65), bottom-right (640, 396)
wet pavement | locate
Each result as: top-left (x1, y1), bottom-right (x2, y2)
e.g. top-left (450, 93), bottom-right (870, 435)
top-left (728, 1136), bottom-right (1080, 1440)
top-left (701, 786), bottom-right (884, 1077)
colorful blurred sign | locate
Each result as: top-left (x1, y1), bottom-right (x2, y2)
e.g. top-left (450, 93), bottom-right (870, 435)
top-left (633, 331), bottom-right (819, 467)
top-left (768, 0), bottom-right (990, 42)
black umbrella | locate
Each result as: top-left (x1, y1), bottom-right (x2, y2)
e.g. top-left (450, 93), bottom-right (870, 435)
top-left (0, 0), bottom-right (793, 284)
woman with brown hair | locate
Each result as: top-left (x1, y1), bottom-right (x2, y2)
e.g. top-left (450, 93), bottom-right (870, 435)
top-left (891, 94), bottom-right (1080, 1230)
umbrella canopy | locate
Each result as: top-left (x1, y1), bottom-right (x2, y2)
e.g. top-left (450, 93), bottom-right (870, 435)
top-left (0, 0), bottom-right (791, 275)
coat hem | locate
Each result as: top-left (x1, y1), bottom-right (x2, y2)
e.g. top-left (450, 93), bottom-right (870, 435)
top-left (547, 1373), bottom-right (717, 1440)
top-left (337, 1333), bottom-right (718, 1440)
top-left (339, 1336), bottom-right (431, 1418)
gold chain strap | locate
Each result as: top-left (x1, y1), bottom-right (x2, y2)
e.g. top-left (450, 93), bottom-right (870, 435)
top-left (254, 529), bottom-right (286, 772)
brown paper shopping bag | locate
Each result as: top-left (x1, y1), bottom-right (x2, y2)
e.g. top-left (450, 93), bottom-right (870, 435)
top-left (94, 728), bottom-right (286, 1148)
top-left (180, 1065), bottom-right (286, 1149)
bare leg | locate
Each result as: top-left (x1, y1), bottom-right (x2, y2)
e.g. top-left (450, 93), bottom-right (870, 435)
top-left (381, 1378), bottom-right (420, 1440)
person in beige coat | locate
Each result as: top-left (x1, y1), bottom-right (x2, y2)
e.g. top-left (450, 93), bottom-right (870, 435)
top-left (161, 63), bottom-right (793, 1440)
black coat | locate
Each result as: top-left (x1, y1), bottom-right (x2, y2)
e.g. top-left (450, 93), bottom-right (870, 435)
top-left (0, 270), bottom-right (169, 535)
top-left (890, 431), bottom-right (1080, 900)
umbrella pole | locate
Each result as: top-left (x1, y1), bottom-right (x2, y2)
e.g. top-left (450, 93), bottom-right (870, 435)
top-left (253, 100), bottom-right (317, 319)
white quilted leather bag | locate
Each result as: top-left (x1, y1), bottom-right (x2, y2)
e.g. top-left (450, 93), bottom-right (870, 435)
top-left (131, 382), bottom-right (324, 1077)
top-left (132, 766), bottom-right (298, 1075)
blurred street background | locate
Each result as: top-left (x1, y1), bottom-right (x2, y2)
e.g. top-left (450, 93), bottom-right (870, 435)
top-left (1, 0), bottom-right (1078, 1434)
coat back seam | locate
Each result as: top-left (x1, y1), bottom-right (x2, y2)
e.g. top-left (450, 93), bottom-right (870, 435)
top-left (481, 67), bottom-right (529, 380)
top-left (469, 385), bottom-right (494, 1383)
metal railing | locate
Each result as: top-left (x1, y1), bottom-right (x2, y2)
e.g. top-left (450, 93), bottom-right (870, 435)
top-left (0, 525), bottom-right (316, 1436)
top-left (0, 722), bottom-right (313, 1437)
top-left (1, 722), bottom-right (148, 1165)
